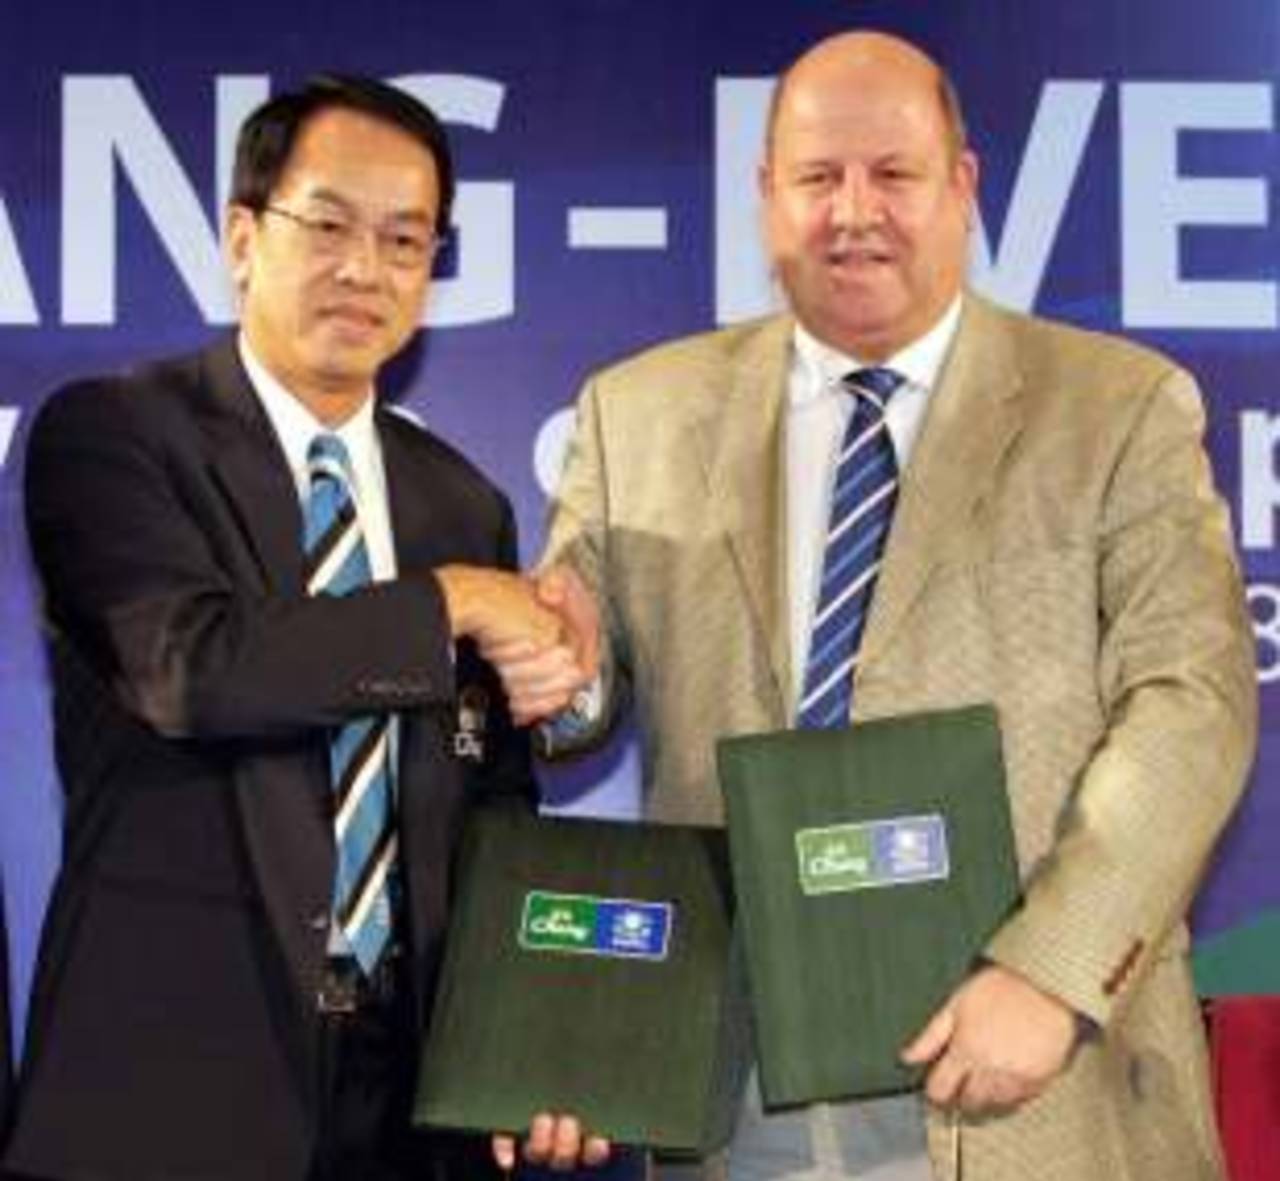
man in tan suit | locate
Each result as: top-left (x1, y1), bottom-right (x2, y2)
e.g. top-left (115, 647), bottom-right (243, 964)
top-left (489, 29), bottom-right (1257, 1181)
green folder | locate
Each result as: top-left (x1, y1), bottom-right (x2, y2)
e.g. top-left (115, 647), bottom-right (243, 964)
top-left (717, 704), bottom-right (1020, 1107)
top-left (414, 802), bottom-right (750, 1155)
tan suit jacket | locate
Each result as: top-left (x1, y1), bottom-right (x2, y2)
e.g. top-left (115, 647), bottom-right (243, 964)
top-left (542, 294), bottom-right (1257, 1181)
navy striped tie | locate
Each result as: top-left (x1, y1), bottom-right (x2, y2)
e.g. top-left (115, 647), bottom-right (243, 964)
top-left (304, 433), bottom-right (396, 975)
top-left (797, 367), bottom-right (905, 729)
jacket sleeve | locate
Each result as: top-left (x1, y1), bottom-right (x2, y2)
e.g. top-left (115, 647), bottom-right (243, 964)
top-left (537, 374), bottom-right (633, 757)
top-left (25, 378), bottom-right (458, 741)
top-left (985, 367), bottom-right (1258, 1026)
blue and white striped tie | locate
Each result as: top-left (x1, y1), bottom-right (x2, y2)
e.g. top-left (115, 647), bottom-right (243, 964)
top-left (797, 367), bottom-right (905, 729)
top-left (304, 433), bottom-right (396, 975)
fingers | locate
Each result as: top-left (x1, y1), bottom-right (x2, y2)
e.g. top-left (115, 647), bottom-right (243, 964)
top-left (549, 1114), bottom-right (584, 1170)
top-left (523, 1111), bottom-right (556, 1163)
top-left (437, 565), bottom-right (564, 648)
top-left (516, 1112), bottom-right (611, 1171)
top-left (900, 1002), bottom-right (955, 1066)
top-left (537, 565), bottom-right (601, 680)
top-left (927, 1058), bottom-right (1041, 1113)
top-left (482, 642), bottom-right (586, 725)
top-left (582, 1135), bottom-right (612, 1167)
top-left (959, 1067), bottom-right (1039, 1113)
top-left (922, 1046), bottom-right (970, 1107)
top-left (535, 567), bottom-right (569, 607)
top-left (491, 1132), bottom-right (517, 1171)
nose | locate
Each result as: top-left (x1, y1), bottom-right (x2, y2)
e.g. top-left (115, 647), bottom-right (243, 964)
top-left (830, 168), bottom-right (881, 231)
top-left (332, 225), bottom-right (383, 286)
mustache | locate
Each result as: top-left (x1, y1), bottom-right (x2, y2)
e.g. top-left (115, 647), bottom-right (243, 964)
top-left (825, 231), bottom-right (895, 262)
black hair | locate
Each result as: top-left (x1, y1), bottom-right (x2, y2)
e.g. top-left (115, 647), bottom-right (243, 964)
top-left (230, 73), bottom-right (455, 235)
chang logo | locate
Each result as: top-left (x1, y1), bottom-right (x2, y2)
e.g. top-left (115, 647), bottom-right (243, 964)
top-left (518, 891), bottom-right (672, 961)
top-left (797, 815), bottom-right (950, 897)
top-left (805, 837), bottom-right (871, 882)
top-left (528, 906), bottom-right (591, 944)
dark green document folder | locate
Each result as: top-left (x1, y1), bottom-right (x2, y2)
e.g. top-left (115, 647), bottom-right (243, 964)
top-left (414, 804), bottom-right (750, 1154)
top-left (717, 704), bottom-right (1020, 1107)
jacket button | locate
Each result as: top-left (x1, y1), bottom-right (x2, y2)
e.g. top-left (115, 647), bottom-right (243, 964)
top-left (307, 911), bottom-right (329, 933)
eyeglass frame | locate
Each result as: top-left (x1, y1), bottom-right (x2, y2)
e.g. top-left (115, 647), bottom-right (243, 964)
top-left (258, 203), bottom-right (450, 272)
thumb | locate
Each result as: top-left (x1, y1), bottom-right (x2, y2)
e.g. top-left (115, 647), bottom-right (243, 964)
top-left (535, 566), bottom-right (567, 608)
top-left (901, 1001), bottom-right (956, 1065)
top-left (491, 1133), bottom-right (516, 1171)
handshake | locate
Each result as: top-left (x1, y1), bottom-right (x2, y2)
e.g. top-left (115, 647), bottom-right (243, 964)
top-left (436, 563), bottom-right (601, 727)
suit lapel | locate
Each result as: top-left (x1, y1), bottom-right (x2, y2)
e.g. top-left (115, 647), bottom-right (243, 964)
top-left (690, 316), bottom-right (793, 717)
top-left (199, 340), bottom-right (333, 1032)
top-left (856, 296), bottom-right (1026, 676)
top-left (379, 409), bottom-right (449, 571)
top-left (200, 340), bottom-right (305, 596)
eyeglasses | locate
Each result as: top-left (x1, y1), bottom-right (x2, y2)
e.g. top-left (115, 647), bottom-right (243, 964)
top-left (261, 205), bottom-right (447, 271)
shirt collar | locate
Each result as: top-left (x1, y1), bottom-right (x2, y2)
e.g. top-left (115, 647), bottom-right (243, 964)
top-left (237, 334), bottom-right (379, 494)
top-left (789, 293), bottom-right (964, 407)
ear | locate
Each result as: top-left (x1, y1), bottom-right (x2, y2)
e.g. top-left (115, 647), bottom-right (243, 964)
top-left (757, 160), bottom-right (774, 201)
top-left (953, 149), bottom-right (980, 229)
top-left (758, 161), bottom-right (782, 269)
top-left (223, 204), bottom-right (257, 294)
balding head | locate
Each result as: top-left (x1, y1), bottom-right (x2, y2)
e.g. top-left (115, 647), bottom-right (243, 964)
top-left (766, 33), bottom-right (967, 167)
top-left (758, 30), bottom-right (978, 360)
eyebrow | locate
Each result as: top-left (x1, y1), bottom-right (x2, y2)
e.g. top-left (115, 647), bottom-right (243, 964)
top-left (301, 186), bottom-right (432, 225)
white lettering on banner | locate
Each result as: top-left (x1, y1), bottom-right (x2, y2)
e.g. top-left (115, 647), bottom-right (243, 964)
top-left (0, 407), bottom-right (19, 470)
top-left (0, 198), bottom-right (38, 324)
top-left (391, 74), bottom-right (514, 326)
top-left (1121, 83), bottom-right (1275, 329)
top-left (1248, 584), bottom-right (1280, 684)
top-left (1241, 410), bottom-right (1280, 550)
top-left (62, 77), bottom-right (235, 325)
top-left (969, 82), bottom-right (1104, 309)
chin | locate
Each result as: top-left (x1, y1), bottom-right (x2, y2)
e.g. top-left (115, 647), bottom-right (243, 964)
top-left (808, 308), bottom-right (892, 353)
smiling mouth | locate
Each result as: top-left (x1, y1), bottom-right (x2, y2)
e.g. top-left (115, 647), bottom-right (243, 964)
top-left (826, 245), bottom-right (894, 268)
top-left (322, 307), bottom-right (386, 331)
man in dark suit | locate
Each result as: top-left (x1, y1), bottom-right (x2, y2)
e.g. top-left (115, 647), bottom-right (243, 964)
top-left (7, 75), bottom-right (560, 1181)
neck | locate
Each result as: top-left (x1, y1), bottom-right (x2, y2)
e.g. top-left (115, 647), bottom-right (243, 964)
top-left (291, 384), bottom-right (369, 428)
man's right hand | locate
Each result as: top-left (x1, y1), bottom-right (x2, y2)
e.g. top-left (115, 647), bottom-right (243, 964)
top-left (435, 565), bottom-right (563, 649)
top-left (479, 564), bottom-right (601, 726)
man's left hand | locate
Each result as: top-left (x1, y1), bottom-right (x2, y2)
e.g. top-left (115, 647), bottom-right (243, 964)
top-left (492, 1113), bottom-right (611, 1172)
top-left (899, 964), bottom-right (1078, 1114)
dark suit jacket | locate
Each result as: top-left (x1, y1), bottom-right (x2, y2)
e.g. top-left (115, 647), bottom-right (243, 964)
top-left (8, 338), bottom-right (530, 1180)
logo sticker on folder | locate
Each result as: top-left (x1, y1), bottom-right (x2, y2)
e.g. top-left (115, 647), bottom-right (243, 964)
top-left (795, 814), bottom-right (950, 896)
top-left (519, 890), bottom-right (673, 960)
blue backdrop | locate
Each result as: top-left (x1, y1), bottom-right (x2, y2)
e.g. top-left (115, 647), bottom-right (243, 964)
top-left (2, 0), bottom-right (1278, 1045)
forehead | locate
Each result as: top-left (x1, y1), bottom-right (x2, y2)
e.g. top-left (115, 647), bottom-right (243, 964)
top-left (274, 106), bottom-right (439, 212)
top-left (773, 68), bottom-right (949, 163)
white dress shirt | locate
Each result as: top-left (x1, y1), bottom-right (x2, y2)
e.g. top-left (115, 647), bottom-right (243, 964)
top-left (239, 335), bottom-right (398, 582)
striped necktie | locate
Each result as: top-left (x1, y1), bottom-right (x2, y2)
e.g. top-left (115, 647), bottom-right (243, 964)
top-left (796, 367), bottom-right (905, 729)
top-left (304, 433), bottom-right (396, 975)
